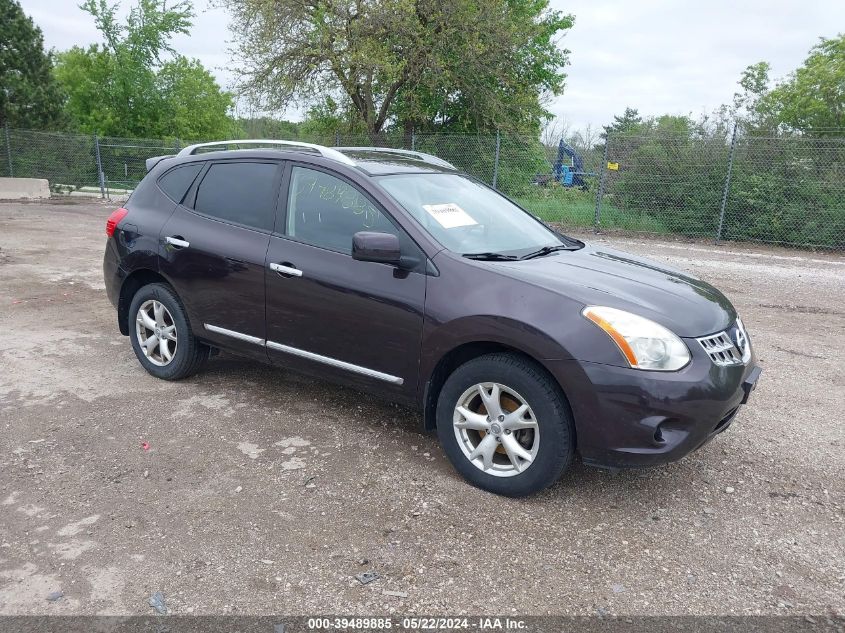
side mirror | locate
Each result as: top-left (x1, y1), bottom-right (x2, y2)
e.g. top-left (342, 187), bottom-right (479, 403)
top-left (352, 231), bottom-right (402, 265)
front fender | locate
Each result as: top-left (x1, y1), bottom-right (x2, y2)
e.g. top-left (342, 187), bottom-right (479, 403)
top-left (416, 309), bottom-right (628, 392)
top-left (416, 314), bottom-right (576, 429)
top-left (420, 313), bottom-right (572, 370)
top-left (418, 252), bottom-right (636, 408)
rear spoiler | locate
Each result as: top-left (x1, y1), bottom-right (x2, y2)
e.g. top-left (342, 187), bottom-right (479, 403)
top-left (146, 155), bottom-right (175, 172)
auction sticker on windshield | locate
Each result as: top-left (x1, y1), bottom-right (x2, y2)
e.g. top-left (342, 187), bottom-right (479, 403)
top-left (423, 203), bottom-right (478, 229)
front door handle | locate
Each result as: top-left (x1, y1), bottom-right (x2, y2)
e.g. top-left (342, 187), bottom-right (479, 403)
top-left (270, 262), bottom-right (303, 277)
top-left (165, 236), bottom-right (190, 249)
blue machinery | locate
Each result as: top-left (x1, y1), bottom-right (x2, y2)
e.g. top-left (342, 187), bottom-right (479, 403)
top-left (538, 139), bottom-right (597, 188)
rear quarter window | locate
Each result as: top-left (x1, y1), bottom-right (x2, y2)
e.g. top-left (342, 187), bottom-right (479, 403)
top-left (193, 162), bottom-right (279, 231)
top-left (157, 163), bottom-right (203, 204)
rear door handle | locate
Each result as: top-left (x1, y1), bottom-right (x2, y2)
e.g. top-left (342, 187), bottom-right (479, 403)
top-left (270, 262), bottom-right (303, 277)
top-left (165, 236), bottom-right (190, 248)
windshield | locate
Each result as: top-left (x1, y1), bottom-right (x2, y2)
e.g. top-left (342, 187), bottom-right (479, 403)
top-left (376, 173), bottom-right (574, 257)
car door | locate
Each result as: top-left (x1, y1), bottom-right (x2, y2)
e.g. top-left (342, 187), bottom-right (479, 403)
top-left (159, 159), bottom-right (283, 358)
top-left (264, 163), bottom-right (427, 402)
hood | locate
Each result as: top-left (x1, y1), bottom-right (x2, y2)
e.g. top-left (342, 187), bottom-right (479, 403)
top-left (493, 244), bottom-right (736, 337)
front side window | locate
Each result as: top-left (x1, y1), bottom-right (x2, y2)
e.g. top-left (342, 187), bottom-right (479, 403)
top-left (286, 166), bottom-right (398, 253)
top-left (193, 162), bottom-right (279, 231)
top-left (376, 173), bottom-right (571, 256)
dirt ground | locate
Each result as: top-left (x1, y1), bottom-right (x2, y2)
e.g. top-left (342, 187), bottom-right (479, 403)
top-left (0, 199), bottom-right (843, 617)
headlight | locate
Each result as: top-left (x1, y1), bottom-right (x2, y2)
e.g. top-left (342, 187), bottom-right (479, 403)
top-left (582, 306), bottom-right (691, 371)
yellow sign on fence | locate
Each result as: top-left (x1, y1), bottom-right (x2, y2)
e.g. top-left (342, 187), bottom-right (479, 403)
top-left (607, 162), bottom-right (620, 171)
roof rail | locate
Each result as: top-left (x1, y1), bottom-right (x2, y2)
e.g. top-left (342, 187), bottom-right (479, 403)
top-left (176, 139), bottom-right (356, 166)
top-left (339, 147), bottom-right (457, 170)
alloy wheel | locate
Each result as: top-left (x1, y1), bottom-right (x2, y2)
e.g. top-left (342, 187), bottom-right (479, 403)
top-left (135, 299), bottom-right (177, 367)
top-left (453, 382), bottom-right (540, 477)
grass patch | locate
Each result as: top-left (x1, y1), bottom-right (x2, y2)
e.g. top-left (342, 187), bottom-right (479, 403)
top-left (512, 188), bottom-right (671, 234)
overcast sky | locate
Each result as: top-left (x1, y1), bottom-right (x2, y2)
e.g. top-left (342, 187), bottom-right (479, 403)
top-left (19, 0), bottom-right (845, 132)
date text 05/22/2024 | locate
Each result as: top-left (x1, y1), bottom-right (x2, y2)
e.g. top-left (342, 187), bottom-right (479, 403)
top-left (305, 617), bottom-right (528, 630)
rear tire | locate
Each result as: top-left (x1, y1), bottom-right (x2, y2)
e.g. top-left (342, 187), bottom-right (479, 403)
top-left (436, 353), bottom-right (574, 497)
top-left (128, 283), bottom-right (209, 380)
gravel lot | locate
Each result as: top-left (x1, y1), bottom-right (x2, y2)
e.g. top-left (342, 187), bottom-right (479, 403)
top-left (0, 199), bottom-right (843, 616)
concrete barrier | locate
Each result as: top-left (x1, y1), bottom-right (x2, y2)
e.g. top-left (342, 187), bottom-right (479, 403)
top-left (0, 177), bottom-right (51, 199)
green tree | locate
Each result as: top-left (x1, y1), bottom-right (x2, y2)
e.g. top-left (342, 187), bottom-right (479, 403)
top-left (156, 57), bottom-right (238, 139)
top-left (600, 108), bottom-right (645, 140)
top-left (54, 45), bottom-right (123, 134)
top-left (0, 0), bottom-right (65, 128)
top-left (236, 117), bottom-right (303, 139)
top-left (390, 0), bottom-right (574, 135)
top-left (594, 107), bottom-right (645, 155)
top-left (299, 96), bottom-right (368, 138)
top-left (731, 61), bottom-right (776, 132)
top-left (54, 0), bottom-right (235, 139)
top-left (763, 34), bottom-right (845, 134)
top-left (225, 0), bottom-right (573, 140)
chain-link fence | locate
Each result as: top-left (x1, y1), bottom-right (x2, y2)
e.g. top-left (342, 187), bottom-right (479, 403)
top-left (1, 124), bottom-right (843, 249)
top-left (0, 128), bottom-right (99, 194)
top-left (722, 134), bottom-right (845, 247)
top-left (97, 136), bottom-right (183, 193)
top-left (597, 127), bottom-right (845, 249)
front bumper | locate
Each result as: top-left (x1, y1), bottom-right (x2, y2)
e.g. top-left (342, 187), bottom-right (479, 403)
top-left (547, 343), bottom-right (761, 469)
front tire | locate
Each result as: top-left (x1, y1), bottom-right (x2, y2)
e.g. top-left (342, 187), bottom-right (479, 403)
top-left (128, 283), bottom-right (209, 380)
top-left (436, 353), bottom-right (574, 497)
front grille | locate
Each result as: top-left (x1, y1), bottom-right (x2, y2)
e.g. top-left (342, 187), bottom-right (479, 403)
top-left (698, 331), bottom-right (743, 365)
top-left (697, 319), bottom-right (751, 366)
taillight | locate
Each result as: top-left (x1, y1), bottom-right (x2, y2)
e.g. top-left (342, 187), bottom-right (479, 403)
top-left (106, 208), bottom-right (129, 237)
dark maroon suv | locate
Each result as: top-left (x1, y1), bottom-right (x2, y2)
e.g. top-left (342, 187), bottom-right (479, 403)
top-left (103, 140), bottom-right (761, 496)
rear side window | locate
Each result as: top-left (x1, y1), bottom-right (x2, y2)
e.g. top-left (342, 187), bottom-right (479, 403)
top-left (193, 162), bottom-right (279, 231)
top-left (158, 163), bottom-right (203, 204)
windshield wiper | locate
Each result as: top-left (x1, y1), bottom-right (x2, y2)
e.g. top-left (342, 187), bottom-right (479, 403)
top-left (462, 251), bottom-right (519, 261)
top-left (519, 244), bottom-right (577, 260)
